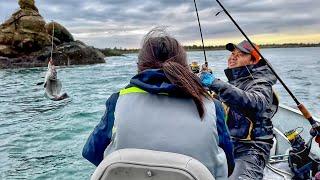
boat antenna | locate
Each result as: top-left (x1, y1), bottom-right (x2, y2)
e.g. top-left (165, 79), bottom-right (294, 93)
top-left (193, 0), bottom-right (208, 67)
top-left (215, 0), bottom-right (320, 145)
top-left (50, 20), bottom-right (55, 60)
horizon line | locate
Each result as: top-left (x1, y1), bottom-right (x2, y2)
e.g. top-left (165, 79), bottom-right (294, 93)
top-left (100, 42), bottom-right (320, 50)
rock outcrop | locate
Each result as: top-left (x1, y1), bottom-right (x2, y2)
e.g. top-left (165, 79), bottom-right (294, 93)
top-left (36, 41), bottom-right (105, 66)
top-left (0, 0), bottom-right (50, 57)
top-left (0, 0), bottom-right (105, 69)
top-left (45, 22), bottom-right (74, 44)
top-left (0, 41), bottom-right (105, 69)
top-left (18, 0), bottom-right (38, 12)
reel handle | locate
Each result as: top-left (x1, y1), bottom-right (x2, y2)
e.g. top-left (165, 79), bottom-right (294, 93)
top-left (309, 124), bottom-right (320, 147)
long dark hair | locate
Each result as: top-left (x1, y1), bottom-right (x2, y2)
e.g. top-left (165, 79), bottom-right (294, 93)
top-left (138, 28), bottom-right (209, 119)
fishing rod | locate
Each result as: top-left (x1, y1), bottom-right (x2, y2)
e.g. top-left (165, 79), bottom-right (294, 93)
top-left (193, 0), bottom-right (208, 67)
top-left (215, 0), bottom-right (320, 144)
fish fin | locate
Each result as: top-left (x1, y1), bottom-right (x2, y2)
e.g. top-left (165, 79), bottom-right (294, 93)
top-left (36, 82), bottom-right (45, 86)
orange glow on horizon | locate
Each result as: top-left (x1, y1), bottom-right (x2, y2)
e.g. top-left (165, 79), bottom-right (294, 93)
top-left (186, 33), bottom-right (320, 46)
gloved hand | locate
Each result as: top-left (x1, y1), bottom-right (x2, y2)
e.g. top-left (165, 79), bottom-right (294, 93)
top-left (199, 72), bottom-right (215, 87)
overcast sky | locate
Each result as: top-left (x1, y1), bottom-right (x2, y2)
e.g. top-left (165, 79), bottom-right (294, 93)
top-left (1, 0), bottom-right (320, 48)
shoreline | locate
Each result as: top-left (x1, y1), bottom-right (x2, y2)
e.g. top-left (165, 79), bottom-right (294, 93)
top-left (101, 43), bottom-right (320, 56)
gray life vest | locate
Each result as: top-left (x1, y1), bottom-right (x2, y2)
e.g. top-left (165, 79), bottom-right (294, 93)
top-left (104, 86), bottom-right (228, 180)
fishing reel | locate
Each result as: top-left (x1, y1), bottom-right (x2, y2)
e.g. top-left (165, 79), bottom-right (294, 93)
top-left (285, 127), bottom-right (320, 179)
top-left (190, 61), bottom-right (200, 74)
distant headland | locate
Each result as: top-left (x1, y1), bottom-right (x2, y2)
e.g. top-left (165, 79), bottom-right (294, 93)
top-left (100, 43), bottom-right (320, 56)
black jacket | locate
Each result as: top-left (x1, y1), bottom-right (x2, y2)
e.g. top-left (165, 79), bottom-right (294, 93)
top-left (210, 61), bottom-right (278, 141)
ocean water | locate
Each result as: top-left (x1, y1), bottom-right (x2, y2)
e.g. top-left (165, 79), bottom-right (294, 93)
top-left (0, 47), bottom-right (319, 179)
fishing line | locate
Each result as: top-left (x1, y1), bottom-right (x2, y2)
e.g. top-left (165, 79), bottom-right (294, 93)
top-left (50, 20), bottom-right (55, 60)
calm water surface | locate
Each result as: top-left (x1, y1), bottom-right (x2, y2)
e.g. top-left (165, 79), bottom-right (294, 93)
top-left (0, 47), bottom-right (319, 179)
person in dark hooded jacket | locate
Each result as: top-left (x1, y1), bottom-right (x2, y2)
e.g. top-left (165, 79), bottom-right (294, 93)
top-left (200, 40), bottom-right (279, 179)
top-left (82, 28), bottom-right (234, 179)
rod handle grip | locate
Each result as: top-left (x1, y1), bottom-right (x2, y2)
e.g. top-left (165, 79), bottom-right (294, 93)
top-left (298, 103), bottom-right (312, 120)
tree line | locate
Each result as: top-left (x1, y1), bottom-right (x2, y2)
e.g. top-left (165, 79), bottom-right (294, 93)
top-left (98, 43), bottom-right (320, 57)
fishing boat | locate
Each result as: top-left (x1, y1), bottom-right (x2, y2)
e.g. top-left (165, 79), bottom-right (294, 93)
top-left (90, 104), bottom-right (320, 180)
top-left (88, 1), bottom-right (319, 178)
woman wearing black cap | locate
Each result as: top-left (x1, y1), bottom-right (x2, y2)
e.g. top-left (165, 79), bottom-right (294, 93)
top-left (201, 40), bottom-right (279, 179)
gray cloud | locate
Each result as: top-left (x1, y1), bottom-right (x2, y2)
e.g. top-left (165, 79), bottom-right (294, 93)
top-left (1, 0), bottom-right (319, 48)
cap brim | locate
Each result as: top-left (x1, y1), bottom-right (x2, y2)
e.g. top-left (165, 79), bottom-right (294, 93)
top-left (226, 43), bottom-right (250, 54)
top-left (226, 43), bottom-right (235, 52)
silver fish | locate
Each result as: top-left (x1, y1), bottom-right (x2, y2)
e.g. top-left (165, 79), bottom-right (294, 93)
top-left (44, 61), bottom-right (68, 101)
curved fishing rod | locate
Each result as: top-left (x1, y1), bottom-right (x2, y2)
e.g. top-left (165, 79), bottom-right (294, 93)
top-left (215, 0), bottom-right (320, 143)
top-left (193, 0), bottom-right (208, 67)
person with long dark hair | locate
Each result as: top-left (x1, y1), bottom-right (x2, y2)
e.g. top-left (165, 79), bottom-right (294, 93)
top-left (82, 28), bottom-right (231, 179)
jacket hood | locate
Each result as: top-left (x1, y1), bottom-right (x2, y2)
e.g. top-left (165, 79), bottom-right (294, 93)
top-left (130, 69), bottom-right (185, 96)
top-left (224, 60), bottom-right (277, 85)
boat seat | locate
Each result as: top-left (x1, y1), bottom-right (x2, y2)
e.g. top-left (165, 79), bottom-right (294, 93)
top-left (91, 148), bottom-right (215, 180)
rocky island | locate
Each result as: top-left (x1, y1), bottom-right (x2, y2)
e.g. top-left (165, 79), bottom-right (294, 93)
top-left (0, 0), bottom-right (105, 69)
